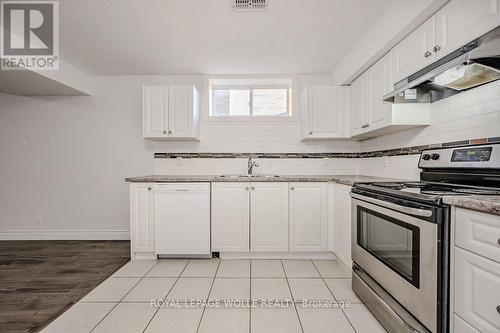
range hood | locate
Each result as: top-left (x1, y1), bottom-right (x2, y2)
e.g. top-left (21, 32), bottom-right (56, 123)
top-left (384, 25), bottom-right (500, 103)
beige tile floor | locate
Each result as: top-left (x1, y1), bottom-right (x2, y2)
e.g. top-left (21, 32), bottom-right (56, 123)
top-left (40, 259), bottom-right (387, 333)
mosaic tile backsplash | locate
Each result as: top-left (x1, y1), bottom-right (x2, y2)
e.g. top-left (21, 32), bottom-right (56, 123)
top-left (155, 137), bottom-right (500, 159)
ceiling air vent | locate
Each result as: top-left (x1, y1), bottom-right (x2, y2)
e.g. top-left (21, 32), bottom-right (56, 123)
top-left (232, 0), bottom-right (268, 12)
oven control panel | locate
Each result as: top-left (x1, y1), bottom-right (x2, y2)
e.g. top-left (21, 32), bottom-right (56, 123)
top-left (419, 143), bottom-right (500, 169)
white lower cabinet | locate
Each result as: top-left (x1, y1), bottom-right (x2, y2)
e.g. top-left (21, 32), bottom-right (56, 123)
top-left (289, 182), bottom-right (328, 252)
top-left (130, 183), bottom-right (154, 257)
top-left (250, 183), bottom-right (289, 252)
top-left (333, 183), bottom-right (352, 268)
top-left (132, 181), bottom-right (337, 257)
top-left (211, 182), bottom-right (250, 252)
top-left (454, 247), bottom-right (500, 333)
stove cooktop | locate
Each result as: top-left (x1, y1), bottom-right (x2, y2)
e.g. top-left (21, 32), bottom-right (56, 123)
top-left (352, 181), bottom-right (500, 206)
top-left (368, 181), bottom-right (500, 195)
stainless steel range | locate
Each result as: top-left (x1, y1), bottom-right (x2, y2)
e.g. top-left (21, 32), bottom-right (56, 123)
top-left (350, 143), bottom-right (500, 333)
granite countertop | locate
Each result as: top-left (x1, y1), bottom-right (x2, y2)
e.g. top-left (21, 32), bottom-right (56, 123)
top-left (125, 175), bottom-right (500, 216)
top-left (443, 195), bottom-right (500, 216)
top-left (124, 174), bottom-right (404, 186)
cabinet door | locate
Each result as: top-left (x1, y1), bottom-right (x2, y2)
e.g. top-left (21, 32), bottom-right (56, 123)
top-left (143, 86), bottom-right (168, 138)
top-left (368, 54), bottom-right (392, 130)
top-left (350, 76), bottom-right (365, 136)
top-left (306, 86), bottom-right (344, 138)
top-left (289, 183), bottom-right (328, 252)
top-left (333, 184), bottom-right (352, 267)
top-left (168, 86), bottom-right (195, 138)
top-left (130, 183), bottom-right (154, 254)
top-left (393, 17), bottom-right (435, 82)
top-left (211, 183), bottom-right (250, 252)
top-left (435, 0), bottom-right (500, 61)
top-left (250, 183), bottom-right (289, 252)
top-left (454, 247), bottom-right (500, 332)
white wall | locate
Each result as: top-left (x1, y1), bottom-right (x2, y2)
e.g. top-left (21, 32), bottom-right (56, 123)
top-left (2, 73), bottom-right (499, 239)
top-left (0, 74), bottom-right (359, 239)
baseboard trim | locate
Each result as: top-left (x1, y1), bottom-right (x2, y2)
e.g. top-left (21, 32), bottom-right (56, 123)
top-left (0, 229), bottom-right (130, 240)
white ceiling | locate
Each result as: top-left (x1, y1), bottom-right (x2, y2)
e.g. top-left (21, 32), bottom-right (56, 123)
top-left (59, 0), bottom-right (394, 75)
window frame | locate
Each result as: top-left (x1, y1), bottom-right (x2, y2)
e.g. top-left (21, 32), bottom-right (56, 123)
top-left (206, 77), bottom-right (295, 122)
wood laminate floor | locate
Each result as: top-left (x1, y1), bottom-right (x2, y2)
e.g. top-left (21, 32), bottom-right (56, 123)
top-left (0, 240), bottom-right (130, 333)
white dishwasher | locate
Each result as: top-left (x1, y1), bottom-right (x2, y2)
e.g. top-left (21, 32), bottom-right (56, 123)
top-left (153, 183), bottom-right (211, 257)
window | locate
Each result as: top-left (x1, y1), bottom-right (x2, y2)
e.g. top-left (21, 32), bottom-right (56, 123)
top-left (209, 78), bottom-right (292, 118)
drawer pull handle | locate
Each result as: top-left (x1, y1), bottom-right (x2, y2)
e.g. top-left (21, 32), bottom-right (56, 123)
top-left (498, 238), bottom-right (500, 246)
top-left (497, 305), bottom-right (500, 314)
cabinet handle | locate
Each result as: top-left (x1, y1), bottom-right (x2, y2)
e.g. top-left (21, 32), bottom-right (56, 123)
top-left (309, 131), bottom-right (313, 135)
top-left (162, 130), bottom-right (167, 134)
top-left (251, 187), bottom-right (255, 190)
top-left (497, 238), bottom-right (500, 246)
top-left (433, 45), bottom-right (441, 52)
top-left (291, 187), bottom-right (295, 190)
top-left (245, 187), bottom-right (249, 190)
top-left (497, 305), bottom-right (500, 314)
top-left (168, 130), bottom-right (173, 134)
top-left (424, 51), bottom-right (432, 58)
top-left (147, 187), bottom-right (152, 191)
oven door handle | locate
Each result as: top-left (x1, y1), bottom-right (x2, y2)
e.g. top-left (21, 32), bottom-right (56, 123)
top-left (351, 193), bottom-right (433, 218)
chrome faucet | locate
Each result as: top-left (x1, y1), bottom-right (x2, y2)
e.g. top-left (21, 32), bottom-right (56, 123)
top-left (247, 155), bottom-right (259, 175)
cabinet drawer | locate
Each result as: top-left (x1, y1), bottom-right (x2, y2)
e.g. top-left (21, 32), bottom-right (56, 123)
top-left (454, 315), bottom-right (480, 333)
top-left (455, 208), bottom-right (500, 264)
top-left (454, 247), bottom-right (500, 333)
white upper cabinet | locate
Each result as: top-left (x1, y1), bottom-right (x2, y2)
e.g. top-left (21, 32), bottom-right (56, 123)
top-left (393, 17), bottom-right (435, 83)
top-left (250, 183), bottom-right (289, 252)
top-left (369, 53), bottom-right (393, 129)
top-left (350, 75), bottom-right (367, 136)
top-left (168, 86), bottom-right (199, 139)
top-left (143, 85), bottom-right (200, 140)
top-left (435, 0), bottom-right (500, 61)
top-left (301, 86), bottom-right (350, 139)
top-left (393, 0), bottom-right (500, 83)
top-left (350, 51), bottom-right (428, 138)
top-left (143, 86), bottom-right (168, 138)
top-left (289, 182), bottom-right (328, 252)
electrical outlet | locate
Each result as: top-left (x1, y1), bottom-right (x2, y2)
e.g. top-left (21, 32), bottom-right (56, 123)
top-left (33, 213), bottom-right (43, 223)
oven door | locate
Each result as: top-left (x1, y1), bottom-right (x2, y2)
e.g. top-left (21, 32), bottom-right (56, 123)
top-left (351, 193), bottom-right (437, 333)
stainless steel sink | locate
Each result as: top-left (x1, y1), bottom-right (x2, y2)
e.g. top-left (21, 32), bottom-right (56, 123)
top-left (217, 174), bottom-right (250, 178)
top-left (217, 174), bottom-right (282, 178)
